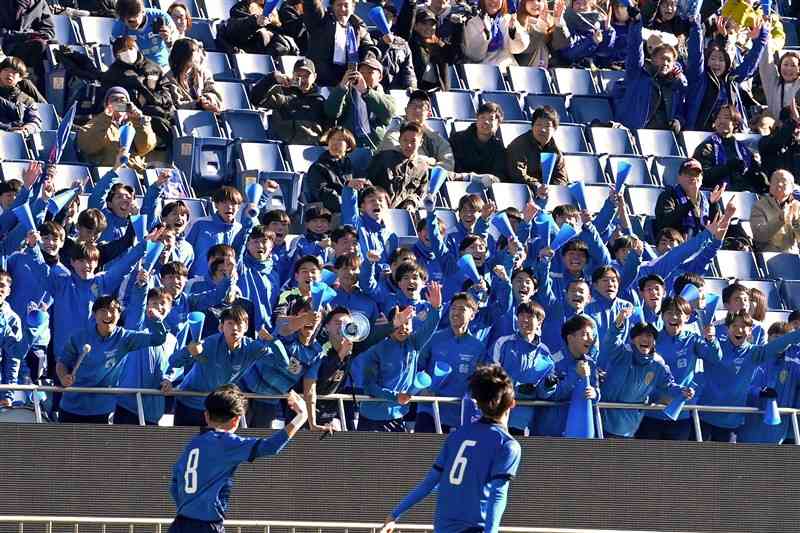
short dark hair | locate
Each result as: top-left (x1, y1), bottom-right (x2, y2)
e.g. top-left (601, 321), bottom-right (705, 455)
top-left (248, 225), bottom-right (275, 243)
top-left (92, 295), bottom-right (120, 314)
top-left (394, 262), bottom-right (427, 284)
top-left (451, 292), bottom-right (479, 312)
top-left (161, 261), bottom-right (189, 278)
top-left (725, 309), bottom-right (754, 327)
top-left (260, 208), bottom-right (290, 226)
top-left (609, 236), bottom-right (633, 257)
top-left (553, 204), bottom-right (579, 220)
top-left (630, 322), bottom-right (659, 341)
top-left (116, 0), bottom-right (144, 18)
top-left (789, 310), bottom-right (800, 323)
top-left (72, 243), bottom-right (101, 263)
top-left (722, 282), bottom-right (749, 304)
top-left (321, 127), bottom-right (356, 151)
top-left (147, 287), bottom-right (174, 304)
top-left (332, 225), bottom-right (357, 243)
top-left (477, 101), bottom-right (503, 121)
top-left (469, 364), bottom-right (515, 419)
top-left (516, 301), bottom-right (545, 321)
top-left (673, 273), bottom-right (705, 297)
top-left (334, 252), bottom-right (360, 270)
top-left (592, 265), bottom-right (618, 284)
top-left (106, 183), bottom-right (134, 205)
top-left (656, 227), bottom-right (685, 246)
top-left (660, 296), bottom-right (691, 317)
top-left (206, 243), bottom-right (235, 262)
top-left (167, 2), bottom-right (193, 30)
top-left (211, 185), bottom-right (244, 205)
top-left (531, 106), bottom-right (559, 128)
top-left (357, 185), bottom-right (388, 207)
top-left (638, 274), bottom-right (665, 292)
top-left (561, 238), bottom-right (589, 258)
top-left (457, 194), bottom-right (484, 212)
top-left (221, 306), bottom-right (249, 325)
top-left (0, 57), bottom-right (27, 78)
top-left (293, 255), bottom-right (322, 275)
top-left (459, 234), bottom-right (486, 253)
top-left (0, 179), bottom-right (22, 195)
top-left (399, 122), bottom-right (424, 137)
top-left (162, 200), bottom-right (190, 219)
top-left (205, 384), bottom-right (248, 423)
top-left (389, 247), bottom-right (416, 265)
top-left (768, 321), bottom-right (792, 337)
top-left (78, 208), bottom-right (108, 233)
top-left (561, 314), bottom-right (595, 341)
top-left (39, 221), bottom-right (66, 241)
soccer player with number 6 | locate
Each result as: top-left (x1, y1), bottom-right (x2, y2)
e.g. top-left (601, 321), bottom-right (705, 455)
top-left (168, 384), bottom-right (308, 533)
top-left (381, 365), bottom-right (521, 533)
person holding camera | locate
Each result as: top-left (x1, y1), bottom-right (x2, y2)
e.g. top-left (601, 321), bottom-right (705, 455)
top-left (253, 58), bottom-right (328, 145)
top-left (76, 86), bottom-right (157, 173)
top-left (112, 0), bottom-right (176, 71)
top-left (221, 0), bottom-right (300, 55)
top-left (165, 38), bottom-right (222, 113)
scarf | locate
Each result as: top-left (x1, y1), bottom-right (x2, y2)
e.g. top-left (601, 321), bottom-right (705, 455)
top-left (672, 183), bottom-right (709, 235)
top-left (350, 86), bottom-right (372, 140)
top-left (708, 133), bottom-right (752, 173)
top-left (487, 14), bottom-right (504, 53)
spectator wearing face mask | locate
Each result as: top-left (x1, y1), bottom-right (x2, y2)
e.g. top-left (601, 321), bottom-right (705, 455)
top-left (76, 86), bottom-right (157, 172)
top-left (101, 36), bottom-right (174, 149)
top-left (165, 38), bottom-right (222, 112)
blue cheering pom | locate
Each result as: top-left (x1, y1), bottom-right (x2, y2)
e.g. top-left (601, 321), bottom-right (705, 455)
top-left (26, 310), bottom-right (48, 328)
top-left (187, 311), bottom-right (205, 342)
top-left (540, 152), bottom-right (556, 185)
top-left (679, 283), bottom-right (700, 304)
top-left (119, 123), bottom-right (136, 166)
top-left (369, 5), bottom-right (392, 35)
top-left (320, 268), bottom-right (338, 285)
top-left (47, 188), bottom-right (78, 215)
top-left (142, 241), bottom-right (165, 273)
top-left (409, 371), bottom-right (432, 394)
top-left (615, 160), bottom-right (633, 192)
top-left (131, 214), bottom-right (148, 243)
top-left (12, 203), bottom-right (36, 233)
top-left (245, 183), bottom-right (263, 218)
top-left (263, 0), bottom-right (282, 16)
top-left (432, 361), bottom-right (452, 387)
top-left (50, 102), bottom-right (77, 165)
top-left (564, 373), bottom-right (595, 438)
top-left (763, 397), bottom-right (781, 426)
top-left (457, 254), bottom-right (481, 284)
top-left (346, 26), bottom-right (359, 65)
top-left (567, 180), bottom-right (587, 210)
top-left (551, 223), bottom-right (578, 252)
top-left (311, 281), bottom-right (337, 311)
top-left (427, 166), bottom-right (447, 195)
top-left (491, 212), bottom-right (515, 239)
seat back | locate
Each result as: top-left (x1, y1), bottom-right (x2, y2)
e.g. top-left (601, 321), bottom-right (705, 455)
top-left (590, 127), bottom-right (636, 155)
top-left (636, 129), bottom-right (683, 157)
top-left (553, 68), bottom-right (598, 95)
top-left (286, 144), bottom-right (326, 173)
top-left (176, 110), bottom-right (223, 137)
top-left (433, 91), bottom-right (476, 120)
top-left (216, 81), bottom-right (252, 110)
top-left (507, 66), bottom-right (552, 93)
top-left (459, 63), bottom-right (506, 91)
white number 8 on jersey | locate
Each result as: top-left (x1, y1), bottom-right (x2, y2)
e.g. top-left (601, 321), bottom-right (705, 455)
top-left (449, 440), bottom-right (477, 485)
top-left (185, 448), bottom-right (200, 494)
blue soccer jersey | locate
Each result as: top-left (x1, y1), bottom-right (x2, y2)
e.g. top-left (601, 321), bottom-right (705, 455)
top-left (392, 419), bottom-right (521, 533)
top-left (170, 428), bottom-right (290, 522)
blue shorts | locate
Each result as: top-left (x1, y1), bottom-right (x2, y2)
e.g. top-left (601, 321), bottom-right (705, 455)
top-left (168, 516), bottom-right (224, 533)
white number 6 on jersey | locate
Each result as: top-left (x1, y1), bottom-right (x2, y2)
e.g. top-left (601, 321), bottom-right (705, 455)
top-left (449, 440), bottom-right (477, 485)
top-left (185, 448), bottom-right (200, 494)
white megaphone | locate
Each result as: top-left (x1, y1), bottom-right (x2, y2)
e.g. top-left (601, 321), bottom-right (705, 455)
top-left (341, 312), bottom-right (371, 342)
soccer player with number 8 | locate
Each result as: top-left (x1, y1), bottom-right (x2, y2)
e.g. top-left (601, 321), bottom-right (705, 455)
top-left (381, 365), bottom-right (521, 533)
top-left (168, 384), bottom-right (308, 533)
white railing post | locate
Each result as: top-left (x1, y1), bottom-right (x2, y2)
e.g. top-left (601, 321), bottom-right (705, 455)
top-left (432, 400), bottom-right (443, 434)
top-left (692, 409), bottom-right (703, 442)
top-left (792, 410), bottom-right (800, 445)
top-left (338, 397), bottom-right (348, 432)
top-left (593, 403), bottom-right (604, 439)
top-left (136, 393), bottom-right (146, 426)
top-left (32, 388), bottom-right (42, 424)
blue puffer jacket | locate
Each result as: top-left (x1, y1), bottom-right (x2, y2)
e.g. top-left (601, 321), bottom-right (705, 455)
top-left (615, 20), bottom-right (687, 130)
top-left (682, 18), bottom-right (767, 131)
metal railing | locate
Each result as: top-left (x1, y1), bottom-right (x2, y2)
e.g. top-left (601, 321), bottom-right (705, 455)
top-left (0, 516), bottom-right (701, 533)
top-left (2, 384), bottom-right (798, 444)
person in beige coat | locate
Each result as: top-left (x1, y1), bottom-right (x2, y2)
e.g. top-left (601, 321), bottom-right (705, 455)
top-left (462, 0), bottom-right (530, 71)
top-left (751, 169), bottom-right (800, 252)
top-left (165, 38), bottom-right (222, 112)
top-left (76, 86), bottom-right (157, 173)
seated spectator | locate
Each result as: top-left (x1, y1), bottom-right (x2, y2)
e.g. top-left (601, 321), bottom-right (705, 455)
top-left (751, 170), bottom-right (800, 252)
top-left (0, 57), bottom-right (41, 136)
top-left (393, 5), bottom-right (465, 91)
top-left (303, 127), bottom-right (357, 214)
top-left (0, 51), bottom-right (45, 103)
top-left (759, 42), bottom-right (800, 119)
top-left (694, 105), bottom-right (767, 193)
top-left (378, 89), bottom-right (454, 170)
top-left (366, 122), bottom-right (430, 209)
top-left (254, 58), bottom-right (328, 145)
top-left (221, 0), bottom-right (299, 55)
top-left (514, 0), bottom-right (568, 68)
top-left (426, 0), bottom-right (473, 41)
top-left (616, 12), bottom-right (686, 132)
top-left (112, 0), bottom-right (177, 71)
top-left (165, 38), bottom-right (222, 112)
top-left (167, 2), bottom-right (192, 39)
top-left (75, 0), bottom-right (117, 17)
top-left (450, 101), bottom-right (507, 178)
top-left (653, 158), bottom-right (723, 239)
top-left (555, 0), bottom-right (616, 67)
top-left (463, 0), bottom-right (530, 70)
top-left (642, 0), bottom-right (689, 43)
top-left (751, 112), bottom-right (775, 136)
top-left (366, 9), bottom-right (418, 91)
top-left (684, 16), bottom-right (767, 132)
top-left (0, 0), bottom-right (53, 92)
top-left (760, 98), bottom-right (800, 178)
top-left (76, 87), bottom-right (157, 172)
top-left (102, 37), bottom-right (174, 149)
top-left (302, 0), bottom-right (374, 87)
top-left (506, 105), bottom-right (568, 187)
top-left (325, 51), bottom-right (398, 150)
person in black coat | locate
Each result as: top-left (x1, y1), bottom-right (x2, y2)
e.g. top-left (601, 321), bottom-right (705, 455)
top-left (101, 36), bottom-right (175, 148)
top-left (221, 0), bottom-right (300, 55)
top-left (0, 0), bottom-right (55, 92)
top-left (367, 5), bottom-right (417, 91)
top-left (450, 101), bottom-right (507, 178)
top-left (0, 57), bottom-right (41, 135)
top-left (303, 127), bottom-right (357, 214)
top-left (759, 99), bottom-right (800, 181)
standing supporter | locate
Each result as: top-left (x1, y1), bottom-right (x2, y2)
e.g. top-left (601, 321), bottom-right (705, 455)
top-left (0, 0), bottom-right (53, 91)
top-left (101, 36), bottom-right (174, 148)
top-left (694, 106), bottom-right (768, 193)
top-left (360, 282), bottom-right (442, 432)
top-left (491, 302), bottom-right (556, 435)
top-left (160, 261), bottom-right (232, 338)
top-left (302, 0), bottom-right (374, 87)
top-left (450, 102), bottom-right (507, 178)
top-left (165, 39), bottom-right (222, 113)
top-left (506, 106), bottom-right (568, 186)
top-left (597, 0), bottom-right (633, 68)
top-left (325, 51), bottom-right (399, 151)
top-left (586, 265), bottom-right (634, 368)
top-left (259, 209), bottom-right (292, 284)
top-left (77, 87), bottom-right (157, 173)
top-left (615, 10), bottom-right (687, 133)
top-left (166, 3), bottom-right (191, 39)
top-left (699, 310), bottom-right (800, 442)
top-left (0, 269), bottom-right (35, 407)
top-left (414, 216), bottom-right (446, 285)
top-left (186, 186), bottom-right (249, 279)
top-left (56, 296), bottom-right (167, 424)
top-left (653, 158), bottom-right (724, 239)
top-left (358, 247), bottom-right (417, 311)
top-left (254, 59), bottom-right (328, 146)
top-left (341, 180), bottom-right (399, 266)
top-left (330, 253), bottom-right (380, 325)
top-left (88, 166), bottom-right (136, 243)
top-left (718, 283), bottom-right (767, 346)
top-left (291, 206), bottom-right (333, 266)
top-left (684, 17), bottom-right (767, 132)
top-left (758, 42), bottom-right (800, 119)
top-left (168, 306), bottom-right (289, 426)
top-left (600, 307), bottom-right (694, 438)
top-left (140, 178), bottom-right (195, 268)
top-left (463, 0), bottom-right (529, 70)
top-left (514, 0), bottom-right (568, 68)
top-left (273, 255), bottom-right (322, 337)
top-left (635, 296), bottom-right (721, 440)
top-left (115, 276), bottom-right (177, 425)
top-left (445, 194), bottom-right (492, 253)
top-left (555, 0), bottom-right (616, 67)
top-left (415, 292), bottom-right (486, 433)
top-left (365, 8), bottom-right (417, 91)
top-left (751, 169), bottom-right (800, 252)
top-left (367, 122), bottom-right (430, 209)
top-left (236, 225), bottom-right (281, 333)
top-left (303, 127), bottom-right (357, 214)
top-left (378, 90), bottom-right (455, 171)
top-left (112, 0), bottom-right (176, 70)
top-left (222, 0), bottom-right (299, 55)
